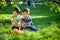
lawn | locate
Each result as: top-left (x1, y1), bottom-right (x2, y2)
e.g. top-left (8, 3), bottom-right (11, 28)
top-left (0, 5), bottom-right (60, 40)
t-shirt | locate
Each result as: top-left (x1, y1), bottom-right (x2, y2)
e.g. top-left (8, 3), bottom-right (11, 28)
top-left (11, 15), bottom-right (20, 27)
top-left (21, 16), bottom-right (33, 26)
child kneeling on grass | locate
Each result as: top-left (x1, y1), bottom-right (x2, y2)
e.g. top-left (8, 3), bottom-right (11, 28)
top-left (11, 7), bottom-right (24, 34)
top-left (21, 8), bottom-right (40, 31)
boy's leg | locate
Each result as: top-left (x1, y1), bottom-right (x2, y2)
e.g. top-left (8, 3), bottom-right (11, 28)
top-left (20, 26), bottom-right (24, 30)
top-left (12, 26), bottom-right (15, 30)
top-left (29, 25), bottom-right (40, 31)
top-left (11, 26), bottom-right (15, 34)
top-left (13, 28), bottom-right (24, 34)
top-left (12, 26), bottom-right (19, 30)
top-left (11, 26), bottom-right (24, 34)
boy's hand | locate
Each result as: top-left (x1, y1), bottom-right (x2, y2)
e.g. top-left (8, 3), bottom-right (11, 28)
top-left (21, 23), bottom-right (27, 28)
top-left (24, 24), bottom-right (30, 28)
top-left (25, 22), bottom-right (31, 27)
top-left (11, 18), bottom-right (18, 25)
top-left (19, 26), bottom-right (21, 30)
top-left (11, 18), bottom-right (14, 22)
top-left (21, 23), bottom-right (25, 26)
top-left (21, 22), bottom-right (31, 28)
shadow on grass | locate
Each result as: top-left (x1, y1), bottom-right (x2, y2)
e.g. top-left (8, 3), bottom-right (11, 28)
top-left (0, 19), bottom-right (11, 25)
top-left (32, 16), bottom-right (60, 28)
top-left (0, 15), bottom-right (60, 26)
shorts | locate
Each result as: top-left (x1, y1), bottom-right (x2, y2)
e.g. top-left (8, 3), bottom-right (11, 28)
top-left (12, 26), bottom-right (19, 30)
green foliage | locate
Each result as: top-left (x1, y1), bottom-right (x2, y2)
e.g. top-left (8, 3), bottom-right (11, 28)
top-left (0, 0), bottom-right (7, 8)
top-left (0, 0), bottom-right (21, 8)
top-left (45, 0), bottom-right (60, 13)
top-left (0, 23), bottom-right (60, 40)
top-left (12, 0), bottom-right (20, 7)
top-left (0, 3), bottom-right (60, 40)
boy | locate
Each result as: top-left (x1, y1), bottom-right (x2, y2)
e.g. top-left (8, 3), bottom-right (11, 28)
top-left (21, 8), bottom-right (40, 31)
top-left (11, 7), bottom-right (24, 34)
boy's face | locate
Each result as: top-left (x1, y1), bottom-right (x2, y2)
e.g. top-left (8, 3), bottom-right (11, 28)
top-left (13, 11), bottom-right (18, 16)
top-left (22, 12), bottom-right (28, 18)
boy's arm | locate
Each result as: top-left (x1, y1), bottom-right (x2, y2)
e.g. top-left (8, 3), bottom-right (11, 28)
top-left (18, 22), bottom-right (21, 30)
top-left (12, 18), bottom-right (21, 30)
top-left (24, 19), bottom-right (32, 27)
top-left (19, 22), bottom-right (22, 30)
top-left (25, 18), bottom-right (32, 27)
top-left (11, 18), bottom-right (18, 25)
top-left (24, 22), bottom-right (31, 27)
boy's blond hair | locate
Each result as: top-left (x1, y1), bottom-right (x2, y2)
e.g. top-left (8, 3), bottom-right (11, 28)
top-left (22, 8), bottom-right (30, 14)
top-left (26, 8), bottom-right (30, 14)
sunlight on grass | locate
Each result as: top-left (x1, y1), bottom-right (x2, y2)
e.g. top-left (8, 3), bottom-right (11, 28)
top-left (0, 14), bottom-right (48, 20)
top-left (31, 16), bottom-right (48, 18)
top-left (0, 4), bottom-right (60, 40)
top-left (0, 14), bottom-right (12, 20)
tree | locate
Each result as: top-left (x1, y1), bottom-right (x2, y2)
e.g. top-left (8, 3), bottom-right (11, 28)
top-left (45, 0), bottom-right (60, 13)
top-left (0, 0), bottom-right (7, 8)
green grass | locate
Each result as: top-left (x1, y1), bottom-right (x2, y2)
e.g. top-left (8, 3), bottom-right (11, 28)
top-left (0, 5), bottom-right (60, 40)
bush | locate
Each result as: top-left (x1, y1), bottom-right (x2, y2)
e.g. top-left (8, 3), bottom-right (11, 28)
top-left (0, 0), bottom-right (7, 8)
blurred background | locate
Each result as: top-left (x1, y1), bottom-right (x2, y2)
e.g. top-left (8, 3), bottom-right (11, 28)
top-left (0, 0), bottom-right (60, 40)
